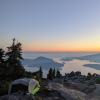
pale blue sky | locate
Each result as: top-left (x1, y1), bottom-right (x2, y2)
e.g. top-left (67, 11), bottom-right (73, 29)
top-left (0, 0), bottom-right (100, 52)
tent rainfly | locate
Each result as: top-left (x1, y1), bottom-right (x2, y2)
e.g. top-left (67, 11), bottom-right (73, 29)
top-left (8, 78), bottom-right (40, 95)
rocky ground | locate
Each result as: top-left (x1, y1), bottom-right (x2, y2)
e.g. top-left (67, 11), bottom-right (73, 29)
top-left (48, 82), bottom-right (100, 100)
top-left (1, 81), bottom-right (100, 100)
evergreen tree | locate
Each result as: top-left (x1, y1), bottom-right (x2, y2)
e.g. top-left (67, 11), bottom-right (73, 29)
top-left (69, 71), bottom-right (75, 77)
top-left (0, 48), bottom-right (5, 64)
top-left (56, 69), bottom-right (61, 78)
top-left (6, 38), bottom-right (25, 80)
top-left (6, 38), bottom-right (23, 66)
top-left (0, 48), bottom-right (6, 80)
top-left (47, 68), bottom-right (53, 80)
top-left (35, 67), bottom-right (43, 83)
top-left (75, 71), bottom-right (81, 76)
top-left (53, 68), bottom-right (56, 78)
top-left (38, 67), bottom-right (43, 79)
top-left (87, 72), bottom-right (92, 80)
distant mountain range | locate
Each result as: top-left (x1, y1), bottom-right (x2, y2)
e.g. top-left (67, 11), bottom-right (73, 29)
top-left (84, 64), bottom-right (100, 70)
top-left (22, 56), bottom-right (64, 69)
top-left (79, 53), bottom-right (100, 62)
top-left (62, 53), bottom-right (100, 63)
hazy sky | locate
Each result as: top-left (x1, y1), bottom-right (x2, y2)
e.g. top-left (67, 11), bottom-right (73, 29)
top-left (0, 0), bottom-right (100, 52)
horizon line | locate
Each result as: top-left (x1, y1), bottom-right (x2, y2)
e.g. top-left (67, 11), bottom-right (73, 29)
top-left (23, 51), bottom-right (100, 53)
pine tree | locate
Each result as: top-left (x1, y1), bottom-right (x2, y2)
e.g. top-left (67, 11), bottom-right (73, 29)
top-left (69, 71), bottom-right (75, 77)
top-left (75, 71), bottom-right (81, 76)
top-left (38, 67), bottom-right (43, 79)
top-left (56, 69), bottom-right (61, 78)
top-left (6, 38), bottom-right (25, 80)
top-left (47, 68), bottom-right (53, 80)
top-left (6, 38), bottom-right (23, 66)
top-left (87, 72), bottom-right (92, 80)
top-left (0, 48), bottom-right (5, 64)
top-left (0, 48), bottom-right (6, 80)
top-left (53, 68), bottom-right (56, 79)
top-left (35, 67), bottom-right (43, 83)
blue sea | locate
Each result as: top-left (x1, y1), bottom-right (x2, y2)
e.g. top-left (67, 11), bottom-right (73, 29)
top-left (22, 52), bottom-right (100, 77)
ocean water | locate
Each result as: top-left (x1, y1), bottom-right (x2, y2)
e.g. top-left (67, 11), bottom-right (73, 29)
top-left (22, 52), bottom-right (100, 76)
